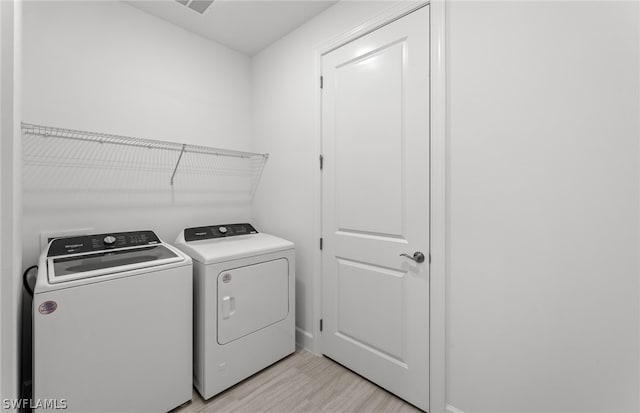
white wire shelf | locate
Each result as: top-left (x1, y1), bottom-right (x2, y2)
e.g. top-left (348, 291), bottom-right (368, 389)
top-left (22, 123), bottom-right (269, 205)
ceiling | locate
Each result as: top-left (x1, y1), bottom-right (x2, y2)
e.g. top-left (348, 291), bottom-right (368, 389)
top-left (127, 0), bottom-right (338, 56)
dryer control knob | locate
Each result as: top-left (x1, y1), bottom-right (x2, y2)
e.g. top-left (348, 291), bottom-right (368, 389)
top-left (104, 235), bottom-right (116, 245)
top-left (218, 226), bottom-right (228, 234)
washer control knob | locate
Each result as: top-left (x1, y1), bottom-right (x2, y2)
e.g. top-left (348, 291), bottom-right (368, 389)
top-left (218, 226), bottom-right (228, 235)
top-left (104, 235), bottom-right (116, 245)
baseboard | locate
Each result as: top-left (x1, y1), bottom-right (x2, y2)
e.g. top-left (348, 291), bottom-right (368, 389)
top-left (446, 404), bottom-right (465, 413)
top-left (295, 327), bottom-right (314, 351)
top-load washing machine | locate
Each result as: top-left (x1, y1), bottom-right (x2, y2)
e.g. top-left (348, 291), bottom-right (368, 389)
top-left (173, 223), bottom-right (295, 400)
top-left (32, 230), bottom-right (192, 412)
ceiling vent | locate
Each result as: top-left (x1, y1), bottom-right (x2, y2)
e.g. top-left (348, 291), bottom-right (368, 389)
top-left (175, 0), bottom-right (214, 14)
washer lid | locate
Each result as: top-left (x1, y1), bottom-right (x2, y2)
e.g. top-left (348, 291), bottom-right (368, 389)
top-left (47, 244), bottom-right (184, 284)
top-left (174, 232), bottom-right (294, 264)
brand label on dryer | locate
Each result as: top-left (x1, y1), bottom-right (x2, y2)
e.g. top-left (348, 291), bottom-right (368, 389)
top-left (222, 273), bottom-right (232, 283)
top-left (38, 301), bottom-right (58, 315)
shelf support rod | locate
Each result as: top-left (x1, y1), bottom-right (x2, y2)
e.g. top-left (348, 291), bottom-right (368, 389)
top-left (170, 144), bottom-right (186, 186)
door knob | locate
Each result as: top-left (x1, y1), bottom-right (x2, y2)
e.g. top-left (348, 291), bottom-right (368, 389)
top-left (400, 251), bottom-right (425, 263)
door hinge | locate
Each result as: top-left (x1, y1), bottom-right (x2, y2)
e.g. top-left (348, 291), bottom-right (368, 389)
top-left (319, 154), bottom-right (324, 170)
top-left (320, 76), bottom-right (323, 89)
top-left (320, 237), bottom-right (323, 250)
top-left (320, 318), bottom-right (323, 332)
top-left (429, 253), bottom-right (432, 264)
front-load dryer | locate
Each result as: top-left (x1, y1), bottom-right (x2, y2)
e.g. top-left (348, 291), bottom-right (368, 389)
top-left (32, 230), bottom-right (192, 412)
top-left (173, 223), bottom-right (295, 400)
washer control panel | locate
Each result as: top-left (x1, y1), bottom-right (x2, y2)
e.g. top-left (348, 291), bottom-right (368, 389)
top-left (184, 223), bottom-right (258, 242)
top-left (47, 230), bottom-right (161, 256)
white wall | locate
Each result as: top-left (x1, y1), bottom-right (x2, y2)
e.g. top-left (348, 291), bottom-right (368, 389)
top-left (21, 1), bottom-right (254, 267)
top-left (1, 0), bottom-right (22, 406)
top-left (446, 2), bottom-right (639, 412)
top-left (251, 0), bottom-right (396, 351)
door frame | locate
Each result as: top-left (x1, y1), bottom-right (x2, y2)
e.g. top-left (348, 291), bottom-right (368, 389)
top-left (312, 1), bottom-right (447, 412)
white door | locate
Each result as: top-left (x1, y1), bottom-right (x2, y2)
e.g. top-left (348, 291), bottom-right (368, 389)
top-left (321, 6), bottom-right (430, 410)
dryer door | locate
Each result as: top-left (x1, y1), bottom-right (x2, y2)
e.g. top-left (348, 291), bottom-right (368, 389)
top-left (217, 258), bottom-right (289, 345)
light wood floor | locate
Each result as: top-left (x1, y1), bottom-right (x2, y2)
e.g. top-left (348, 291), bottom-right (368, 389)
top-left (174, 349), bottom-right (423, 413)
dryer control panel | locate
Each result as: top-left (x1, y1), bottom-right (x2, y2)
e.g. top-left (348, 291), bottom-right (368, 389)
top-left (184, 223), bottom-right (258, 242)
top-left (47, 230), bottom-right (161, 256)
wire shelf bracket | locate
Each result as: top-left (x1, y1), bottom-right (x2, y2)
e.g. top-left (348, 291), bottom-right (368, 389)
top-left (170, 144), bottom-right (186, 186)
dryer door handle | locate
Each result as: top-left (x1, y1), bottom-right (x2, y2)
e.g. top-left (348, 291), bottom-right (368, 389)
top-left (221, 296), bottom-right (236, 319)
